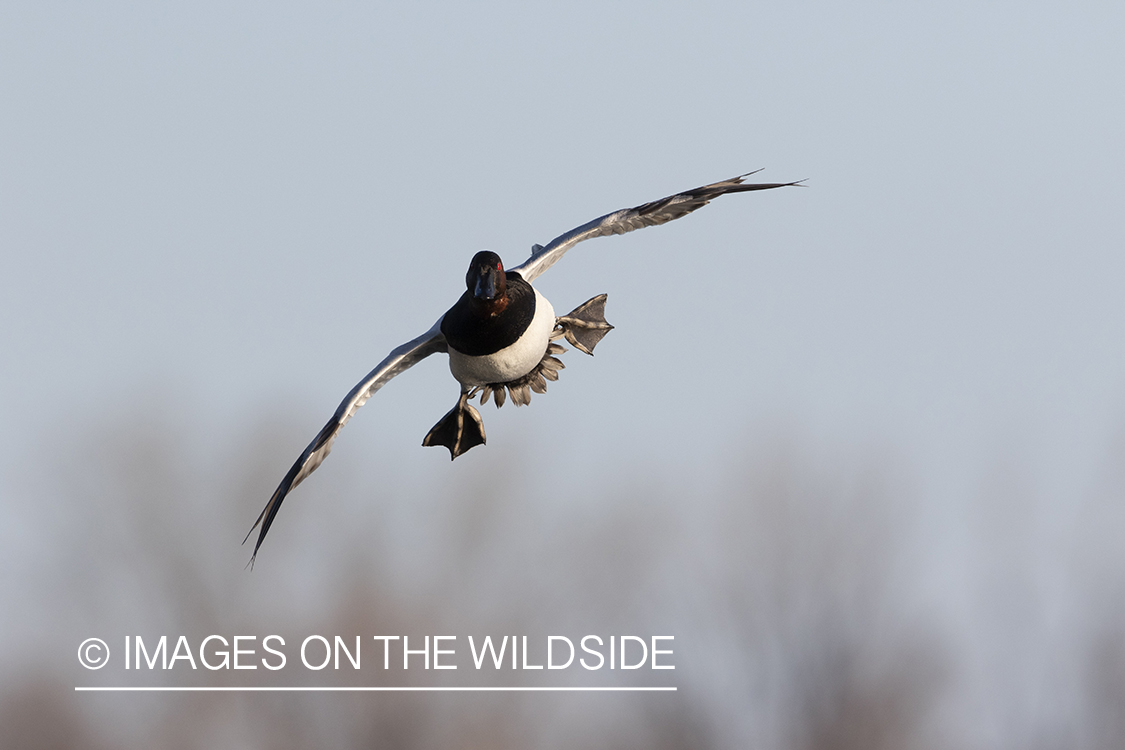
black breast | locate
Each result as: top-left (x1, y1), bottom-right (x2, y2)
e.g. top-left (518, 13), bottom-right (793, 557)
top-left (441, 272), bottom-right (537, 356)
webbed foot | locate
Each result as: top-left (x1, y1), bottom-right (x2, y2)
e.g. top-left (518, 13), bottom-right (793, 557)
top-left (556, 294), bottom-right (613, 355)
top-left (422, 392), bottom-right (486, 459)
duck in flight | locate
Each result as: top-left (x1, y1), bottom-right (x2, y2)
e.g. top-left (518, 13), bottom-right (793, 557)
top-left (245, 171), bottom-right (800, 563)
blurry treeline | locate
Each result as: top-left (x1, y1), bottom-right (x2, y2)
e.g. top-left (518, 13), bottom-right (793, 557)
top-left (3, 405), bottom-right (1125, 750)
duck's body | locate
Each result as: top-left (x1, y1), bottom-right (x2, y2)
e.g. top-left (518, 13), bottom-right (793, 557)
top-left (442, 269), bottom-right (556, 387)
top-left (421, 254), bottom-right (606, 458)
top-left (245, 171), bottom-right (800, 563)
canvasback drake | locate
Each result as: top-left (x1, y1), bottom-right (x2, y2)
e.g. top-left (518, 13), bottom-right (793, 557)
top-left (246, 171), bottom-right (800, 562)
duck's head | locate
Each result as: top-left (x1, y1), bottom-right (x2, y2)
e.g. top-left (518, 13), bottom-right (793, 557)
top-left (466, 251), bottom-right (508, 310)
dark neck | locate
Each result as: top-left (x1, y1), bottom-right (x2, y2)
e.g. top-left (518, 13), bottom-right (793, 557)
top-left (471, 295), bottom-right (509, 318)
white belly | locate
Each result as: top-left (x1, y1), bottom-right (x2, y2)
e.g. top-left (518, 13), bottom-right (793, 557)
top-left (448, 289), bottom-right (556, 386)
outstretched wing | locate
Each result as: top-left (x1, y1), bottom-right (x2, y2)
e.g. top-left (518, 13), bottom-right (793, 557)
top-left (245, 320), bottom-right (448, 564)
top-left (509, 171), bottom-right (801, 283)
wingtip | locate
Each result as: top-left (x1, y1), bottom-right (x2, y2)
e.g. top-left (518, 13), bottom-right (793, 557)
top-left (243, 524), bottom-right (264, 567)
top-left (733, 168), bottom-right (766, 182)
top-left (731, 170), bottom-right (808, 190)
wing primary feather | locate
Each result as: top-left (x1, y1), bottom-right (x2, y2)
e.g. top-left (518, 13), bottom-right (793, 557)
top-left (244, 321), bottom-right (447, 566)
top-left (510, 171), bottom-right (803, 283)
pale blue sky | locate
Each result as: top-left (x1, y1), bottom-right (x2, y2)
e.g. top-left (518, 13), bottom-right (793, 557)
top-left (5, 3), bottom-right (1124, 492)
top-left (5, 2), bottom-right (1122, 462)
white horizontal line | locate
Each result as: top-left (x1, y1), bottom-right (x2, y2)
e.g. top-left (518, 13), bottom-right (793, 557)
top-left (75, 686), bottom-right (677, 692)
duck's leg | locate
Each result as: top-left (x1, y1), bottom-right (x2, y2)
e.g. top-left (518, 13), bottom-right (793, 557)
top-left (422, 390), bottom-right (486, 460)
top-left (556, 293), bottom-right (614, 355)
